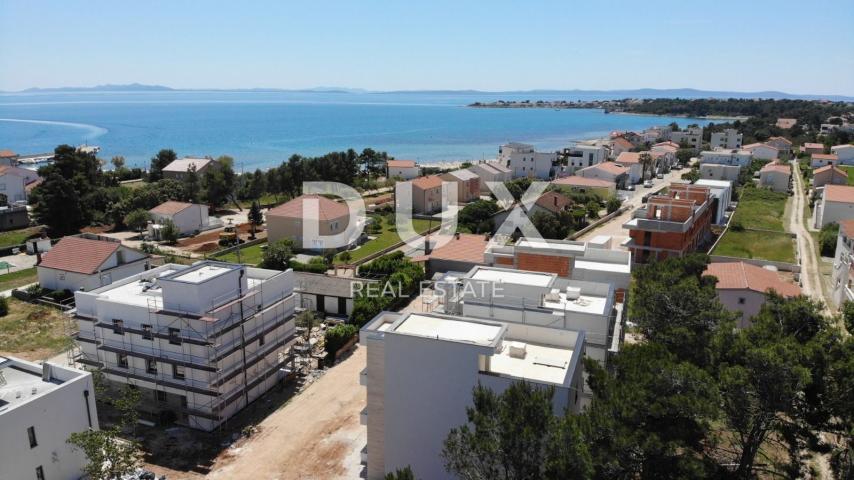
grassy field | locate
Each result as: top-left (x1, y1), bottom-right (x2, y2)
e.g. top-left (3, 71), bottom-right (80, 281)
top-left (215, 242), bottom-right (267, 265)
top-left (713, 230), bottom-right (796, 263)
top-left (0, 298), bottom-right (73, 361)
top-left (0, 226), bottom-right (41, 249)
top-left (0, 267), bottom-right (37, 292)
top-left (729, 187), bottom-right (789, 232)
top-left (334, 216), bottom-right (433, 264)
top-left (839, 166), bottom-right (854, 185)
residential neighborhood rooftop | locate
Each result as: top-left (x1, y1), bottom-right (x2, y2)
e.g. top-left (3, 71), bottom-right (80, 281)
top-left (162, 156), bottom-right (214, 172)
top-left (150, 200), bottom-right (195, 215)
top-left (704, 261), bottom-right (801, 297)
top-left (553, 176), bottom-right (614, 188)
top-left (266, 194), bottom-right (350, 220)
top-left (411, 175), bottom-right (443, 189)
top-left (824, 185), bottom-right (854, 204)
top-left (387, 159), bottom-right (416, 168)
top-left (38, 236), bottom-right (121, 274)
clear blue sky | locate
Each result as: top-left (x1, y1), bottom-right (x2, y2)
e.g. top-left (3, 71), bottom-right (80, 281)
top-left (1, 0), bottom-right (853, 95)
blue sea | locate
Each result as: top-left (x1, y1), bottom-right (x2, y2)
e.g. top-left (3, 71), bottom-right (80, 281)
top-left (0, 91), bottom-right (712, 170)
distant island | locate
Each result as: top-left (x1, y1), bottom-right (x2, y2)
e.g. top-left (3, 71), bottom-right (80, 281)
top-left (469, 99), bottom-right (625, 110)
top-left (3, 84), bottom-right (852, 101)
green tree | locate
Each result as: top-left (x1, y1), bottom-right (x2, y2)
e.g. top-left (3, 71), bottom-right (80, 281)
top-left (819, 222), bottom-right (840, 257)
top-left (631, 254), bottom-right (736, 367)
top-left (148, 149), bottom-right (177, 182)
top-left (111, 156), bottom-right (126, 170)
top-left (458, 199), bottom-right (500, 233)
top-left (0, 296), bottom-right (8, 317)
top-left (160, 218), bottom-right (179, 244)
top-left (606, 196), bottom-right (621, 214)
top-left (123, 209), bottom-right (152, 234)
top-left (261, 239), bottom-right (294, 270)
top-left (442, 381), bottom-right (593, 480)
top-left (247, 201), bottom-right (263, 239)
top-left (585, 200), bottom-right (601, 219)
top-left (203, 157), bottom-right (237, 210)
top-left (338, 250), bottom-right (352, 264)
top-left (639, 152), bottom-right (654, 180)
top-left (183, 163), bottom-right (201, 203)
top-left (31, 172), bottom-right (85, 235)
top-left (384, 466), bottom-right (416, 480)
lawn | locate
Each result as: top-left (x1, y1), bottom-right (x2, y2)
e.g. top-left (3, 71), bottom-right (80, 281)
top-left (838, 166), bottom-right (854, 185)
top-left (729, 187), bottom-right (789, 232)
top-left (0, 226), bottom-right (41, 249)
top-left (713, 230), bottom-right (796, 263)
top-left (0, 298), bottom-right (74, 361)
top-left (214, 241), bottom-right (267, 265)
top-left (334, 216), bottom-right (433, 264)
top-left (0, 267), bottom-right (37, 292)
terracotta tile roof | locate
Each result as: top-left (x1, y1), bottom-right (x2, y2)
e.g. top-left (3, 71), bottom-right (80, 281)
top-left (582, 162), bottom-right (628, 176)
top-left (150, 201), bottom-right (195, 215)
top-left (760, 163), bottom-right (790, 174)
top-left (769, 136), bottom-right (793, 145)
top-left (25, 177), bottom-right (44, 192)
top-left (704, 261), bottom-right (801, 297)
top-left (414, 233), bottom-right (489, 265)
top-left (443, 169), bottom-right (479, 181)
top-left (823, 185), bottom-right (854, 204)
top-left (803, 143), bottom-right (825, 150)
top-left (534, 191), bottom-right (572, 214)
top-left (411, 175), bottom-right (443, 190)
top-left (387, 160), bottom-right (416, 168)
top-left (839, 219), bottom-right (854, 238)
top-left (39, 236), bottom-right (121, 275)
top-left (813, 165), bottom-right (847, 176)
top-left (267, 194), bottom-right (350, 220)
top-left (612, 137), bottom-right (634, 149)
top-left (653, 141), bottom-right (680, 150)
top-left (776, 118), bottom-right (797, 129)
top-left (553, 176), bottom-right (615, 188)
top-left (615, 152), bottom-right (644, 164)
top-left (812, 153), bottom-right (838, 161)
top-left (0, 150), bottom-right (17, 157)
top-left (743, 142), bottom-right (779, 152)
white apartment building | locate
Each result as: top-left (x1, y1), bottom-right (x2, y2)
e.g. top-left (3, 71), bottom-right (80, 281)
top-left (564, 144), bottom-right (607, 174)
top-left (742, 142), bottom-right (779, 161)
top-left (149, 201), bottom-right (211, 237)
top-left (386, 160), bottom-right (421, 180)
top-left (699, 149), bottom-right (753, 168)
top-left (360, 311), bottom-right (585, 480)
top-left (710, 128), bottom-right (743, 149)
top-left (0, 357), bottom-right (99, 480)
top-left (669, 126), bottom-right (703, 149)
top-left (831, 220), bottom-right (854, 307)
top-left (499, 142), bottom-right (556, 179)
top-left (74, 261), bottom-right (297, 431)
top-left (699, 163), bottom-right (741, 182)
top-left (814, 185), bottom-right (854, 229)
top-left (468, 162), bottom-right (512, 193)
top-left (695, 179), bottom-right (734, 225)
top-left (436, 266), bottom-right (621, 365)
top-left (831, 144), bottom-right (854, 165)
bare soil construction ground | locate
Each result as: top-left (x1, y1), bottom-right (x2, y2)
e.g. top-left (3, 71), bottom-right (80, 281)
top-left (142, 347), bottom-right (367, 479)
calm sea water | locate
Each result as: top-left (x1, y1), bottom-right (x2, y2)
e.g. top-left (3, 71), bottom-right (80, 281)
top-left (0, 91), bottom-right (710, 170)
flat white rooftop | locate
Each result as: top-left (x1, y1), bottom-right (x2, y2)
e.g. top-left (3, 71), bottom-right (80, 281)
top-left (517, 238), bottom-right (585, 254)
top-left (696, 179), bottom-right (733, 188)
top-left (0, 359), bottom-right (62, 412)
top-left (95, 268), bottom-right (180, 308)
top-left (543, 291), bottom-right (609, 315)
top-left (470, 268), bottom-right (553, 287)
top-left (171, 265), bottom-right (232, 284)
top-left (489, 341), bottom-right (573, 385)
top-left (394, 314), bottom-right (501, 346)
top-left (574, 259), bottom-right (631, 274)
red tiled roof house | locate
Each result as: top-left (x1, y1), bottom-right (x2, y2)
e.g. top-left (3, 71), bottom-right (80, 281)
top-left (37, 235), bottom-right (150, 292)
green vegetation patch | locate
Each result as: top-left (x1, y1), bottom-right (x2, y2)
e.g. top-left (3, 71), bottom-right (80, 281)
top-left (214, 241), bottom-right (267, 265)
top-left (335, 216), bottom-right (432, 264)
top-left (0, 267), bottom-right (37, 292)
top-left (0, 227), bottom-right (42, 249)
top-left (713, 230), bottom-right (796, 263)
top-left (0, 298), bottom-right (73, 358)
top-left (729, 187), bottom-right (789, 232)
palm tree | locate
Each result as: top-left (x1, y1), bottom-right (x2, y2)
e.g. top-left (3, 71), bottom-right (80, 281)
top-left (639, 152), bottom-right (654, 180)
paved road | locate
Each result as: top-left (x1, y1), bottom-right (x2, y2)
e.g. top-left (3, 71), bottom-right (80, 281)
top-left (789, 160), bottom-right (824, 302)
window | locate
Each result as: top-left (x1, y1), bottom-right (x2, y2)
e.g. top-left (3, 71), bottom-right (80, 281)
top-left (172, 363), bottom-right (185, 380)
top-left (180, 395), bottom-right (188, 408)
top-left (27, 426), bottom-right (37, 448)
top-left (258, 334), bottom-right (265, 347)
top-left (168, 328), bottom-right (181, 345)
top-left (146, 359), bottom-right (157, 374)
top-left (35, 466), bottom-right (44, 480)
top-left (117, 353), bottom-right (128, 369)
top-left (142, 324), bottom-right (153, 340)
top-left (738, 297), bottom-right (746, 305)
top-left (156, 390), bottom-right (167, 403)
top-left (112, 319), bottom-right (124, 335)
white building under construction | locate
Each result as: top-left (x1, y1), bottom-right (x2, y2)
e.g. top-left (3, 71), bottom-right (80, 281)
top-left (73, 260), bottom-right (297, 431)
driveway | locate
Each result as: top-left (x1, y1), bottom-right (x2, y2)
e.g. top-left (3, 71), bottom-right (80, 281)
top-left (0, 251), bottom-right (37, 273)
top-left (789, 161), bottom-right (825, 303)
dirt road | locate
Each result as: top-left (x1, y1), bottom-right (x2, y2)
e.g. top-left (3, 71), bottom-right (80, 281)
top-left (206, 347), bottom-right (366, 480)
top-left (789, 161), bottom-right (824, 301)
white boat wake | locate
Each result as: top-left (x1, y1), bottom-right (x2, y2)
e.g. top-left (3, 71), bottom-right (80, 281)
top-left (0, 117), bottom-right (108, 140)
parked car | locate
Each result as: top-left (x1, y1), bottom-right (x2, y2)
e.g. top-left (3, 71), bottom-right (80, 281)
top-left (656, 173), bottom-right (664, 179)
top-left (625, 184), bottom-right (635, 191)
top-left (643, 180), bottom-right (653, 188)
